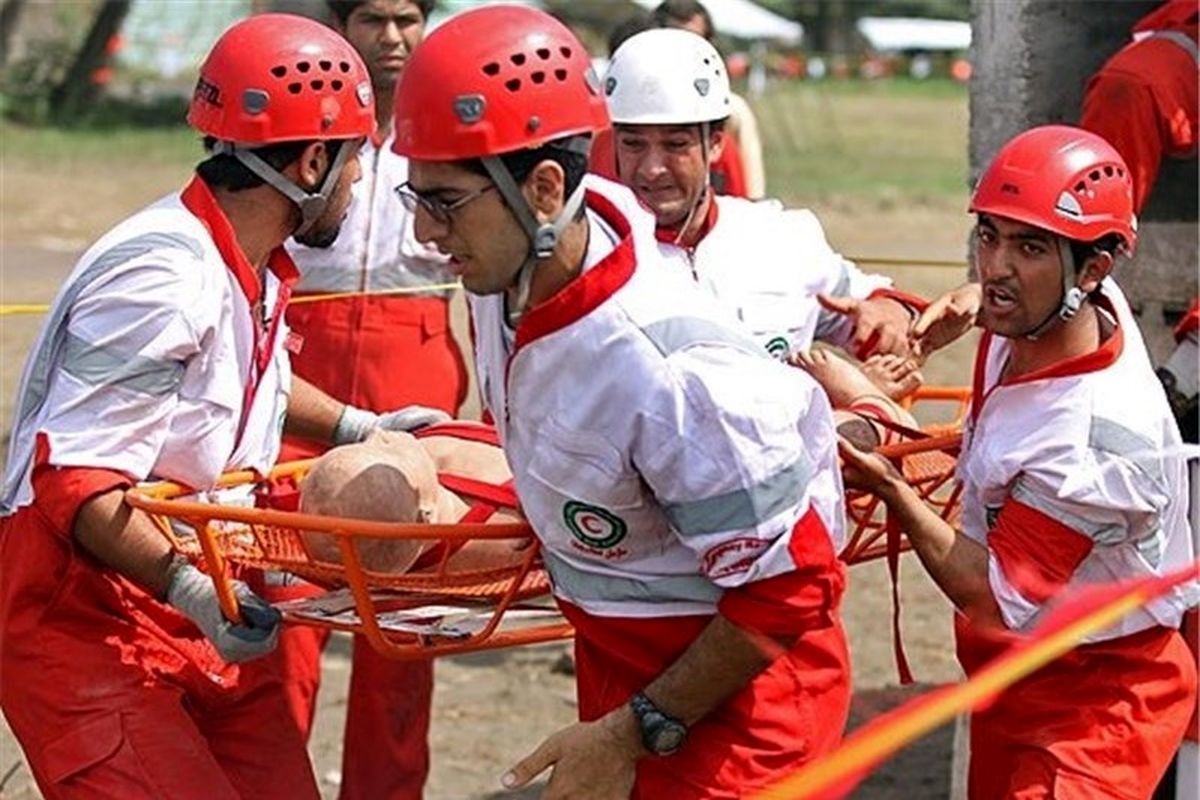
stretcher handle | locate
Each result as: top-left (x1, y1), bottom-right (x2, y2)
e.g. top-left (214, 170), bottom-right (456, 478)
top-left (192, 518), bottom-right (243, 625)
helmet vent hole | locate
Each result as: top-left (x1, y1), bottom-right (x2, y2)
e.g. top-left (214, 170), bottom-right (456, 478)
top-left (537, 48), bottom-right (551, 60)
top-left (297, 61), bottom-right (311, 74)
top-left (319, 60), bottom-right (332, 72)
top-left (483, 62), bottom-right (500, 76)
top-left (511, 53), bottom-right (526, 66)
top-left (288, 82), bottom-right (302, 94)
top-left (1089, 170), bottom-right (1101, 181)
top-left (1103, 166), bottom-right (1114, 177)
top-left (1117, 167), bottom-right (1125, 177)
top-left (505, 78), bottom-right (521, 92)
top-left (332, 79), bottom-right (344, 91)
top-left (339, 61), bottom-right (351, 73)
top-left (311, 79), bottom-right (324, 90)
top-left (1074, 182), bottom-right (1086, 193)
top-left (531, 71), bottom-right (545, 84)
top-left (560, 46), bottom-right (572, 58)
top-left (554, 68), bottom-right (567, 81)
top-left (271, 65), bottom-right (287, 78)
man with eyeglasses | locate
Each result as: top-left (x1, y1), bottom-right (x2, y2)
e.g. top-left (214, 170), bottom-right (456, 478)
top-left (269, 2), bottom-right (466, 799)
top-left (393, 7), bottom-right (853, 799)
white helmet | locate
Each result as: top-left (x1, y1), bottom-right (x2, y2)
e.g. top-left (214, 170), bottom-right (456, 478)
top-left (604, 28), bottom-right (731, 125)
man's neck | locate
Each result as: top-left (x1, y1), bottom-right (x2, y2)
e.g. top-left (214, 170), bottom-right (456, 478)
top-left (211, 185), bottom-right (293, 271)
top-left (507, 216), bottom-right (591, 312)
top-left (374, 88), bottom-right (394, 141)
top-left (1005, 303), bottom-right (1104, 379)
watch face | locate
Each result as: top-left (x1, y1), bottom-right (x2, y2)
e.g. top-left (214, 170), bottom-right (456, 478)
top-left (651, 722), bottom-right (687, 755)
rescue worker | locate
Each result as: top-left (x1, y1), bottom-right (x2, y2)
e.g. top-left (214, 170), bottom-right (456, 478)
top-left (1080, 0), bottom-right (1197, 213)
top-left (842, 125), bottom-right (1199, 799)
top-left (604, 28), bottom-right (926, 364)
top-left (0, 14), bottom-right (443, 799)
top-left (652, 0), bottom-right (767, 199)
top-left (268, 3), bottom-right (461, 796)
top-left (392, 6), bottom-right (852, 798)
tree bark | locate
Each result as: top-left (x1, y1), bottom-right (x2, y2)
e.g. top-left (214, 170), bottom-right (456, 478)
top-left (48, 0), bottom-right (131, 120)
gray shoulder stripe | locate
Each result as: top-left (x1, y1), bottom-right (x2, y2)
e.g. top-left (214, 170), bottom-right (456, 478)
top-left (544, 551), bottom-right (722, 605)
top-left (664, 457), bottom-right (811, 537)
top-left (12, 232), bottom-right (205, 432)
top-left (60, 331), bottom-right (186, 396)
top-left (641, 317), bottom-right (764, 359)
top-left (1088, 416), bottom-right (1166, 485)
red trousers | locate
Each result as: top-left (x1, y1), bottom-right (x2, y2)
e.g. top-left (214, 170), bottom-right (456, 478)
top-left (956, 617), bottom-right (1197, 800)
top-left (563, 603), bottom-right (851, 799)
top-left (0, 507), bottom-right (318, 800)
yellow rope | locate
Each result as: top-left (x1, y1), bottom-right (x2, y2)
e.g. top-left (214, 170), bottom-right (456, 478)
top-left (0, 282), bottom-right (465, 317)
top-left (0, 256), bottom-right (971, 317)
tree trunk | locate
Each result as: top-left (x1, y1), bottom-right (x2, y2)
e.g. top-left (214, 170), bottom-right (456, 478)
top-left (0, 0), bottom-right (28, 68)
top-left (48, 0), bottom-right (131, 120)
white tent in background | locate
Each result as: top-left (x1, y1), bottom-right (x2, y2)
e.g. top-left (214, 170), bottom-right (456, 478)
top-left (631, 0), bottom-right (803, 44)
top-left (856, 17), bottom-right (971, 53)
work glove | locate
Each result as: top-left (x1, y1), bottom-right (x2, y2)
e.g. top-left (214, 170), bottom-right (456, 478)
top-left (166, 563), bottom-right (282, 663)
top-left (332, 403), bottom-right (451, 445)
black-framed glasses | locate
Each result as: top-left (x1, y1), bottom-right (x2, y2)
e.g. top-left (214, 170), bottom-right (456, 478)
top-left (394, 181), bottom-right (496, 224)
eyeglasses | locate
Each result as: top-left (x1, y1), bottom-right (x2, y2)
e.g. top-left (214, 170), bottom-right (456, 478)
top-left (394, 181), bottom-right (496, 225)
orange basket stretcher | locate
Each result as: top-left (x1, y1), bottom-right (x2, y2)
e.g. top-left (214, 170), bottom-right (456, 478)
top-left (125, 460), bottom-right (573, 660)
top-left (126, 387), bottom-right (971, 660)
top-left (839, 386), bottom-right (971, 564)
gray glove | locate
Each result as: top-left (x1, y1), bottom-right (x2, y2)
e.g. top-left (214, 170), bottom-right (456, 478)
top-left (166, 563), bottom-right (281, 663)
top-left (332, 403), bottom-right (451, 445)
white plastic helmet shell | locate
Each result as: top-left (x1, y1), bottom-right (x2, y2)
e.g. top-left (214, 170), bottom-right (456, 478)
top-left (604, 28), bottom-right (732, 125)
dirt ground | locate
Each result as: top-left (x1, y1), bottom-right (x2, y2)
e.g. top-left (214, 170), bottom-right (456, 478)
top-left (0, 157), bottom-right (976, 798)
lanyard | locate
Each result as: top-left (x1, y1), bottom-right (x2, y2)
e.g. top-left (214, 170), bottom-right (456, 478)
top-left (234, 276), bottom-right (293, 452)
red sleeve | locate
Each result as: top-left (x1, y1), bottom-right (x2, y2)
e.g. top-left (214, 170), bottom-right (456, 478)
top-left (29, 434), bottom-right (134, 537)
top-left (711, 136), bottom-right (748, 198)
top-left (989, 497), bottom-right (1094, 604)
top-left (1080, 66), bottom-right (1164, 214)
top-left (717, 507), bottom-right (845, 637)
top-left (1175, 298), bottom-right (1199, 342)
top-left (588, 127), bottom-right (618, 182)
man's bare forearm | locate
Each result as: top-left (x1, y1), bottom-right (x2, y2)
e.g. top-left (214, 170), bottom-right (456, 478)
top-left (880, 479), bottom-right (1003, 626)
top-left (74, 487), bottom-right (178, 597)
top-left (285, 375), bottom-right (344, 444)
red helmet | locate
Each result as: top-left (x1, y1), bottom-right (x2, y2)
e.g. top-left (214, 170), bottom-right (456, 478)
top-left (970, 125), bottom-right (1137, 253)
top-left (392, 5), bottom-right (609, 160)
top-left (188, 13), bottom-right (375, 144)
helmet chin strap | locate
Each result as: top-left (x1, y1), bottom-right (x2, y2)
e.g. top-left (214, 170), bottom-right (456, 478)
top-left (480, 136), bottom-right (591, 326)
top-left (672, 121), bottom-right (712, 248)
top-left (213, 140), bottom-right (354, 237)
top-left (1022, 236), bottom-right (1088, 340)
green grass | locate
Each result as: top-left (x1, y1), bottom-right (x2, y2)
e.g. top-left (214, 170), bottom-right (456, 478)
top-left (749, 79), bottom-right (969, 204)
top-left (1, 121), bottom-right (199, 170)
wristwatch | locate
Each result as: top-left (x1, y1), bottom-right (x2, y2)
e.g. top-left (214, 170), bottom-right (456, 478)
top-left (629, 692), bottom-right (687, 756)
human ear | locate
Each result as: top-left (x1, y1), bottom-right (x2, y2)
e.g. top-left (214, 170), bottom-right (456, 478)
top-left (709, 128), bottom-right (726, 163)
top-left (295, 141), bottom-right (330, 191)
top-left (525, 159), bottom-right (566, 222)
top-left (1077, 250), bottom-right (1114, 294)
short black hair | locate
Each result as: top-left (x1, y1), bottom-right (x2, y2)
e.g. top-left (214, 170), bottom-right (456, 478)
top-left (195, 136), bottom-right (343, 191)
top-left (463, 137), bottom-right (591, 219)
top-left (653, 0), bottom-right (714, 41)
top-left (609, 12), bottom-right (656, 57)
top-left (326, 0), bottom-right (436, 26)
top-left (1069, 233), bottom-right (1125, 268)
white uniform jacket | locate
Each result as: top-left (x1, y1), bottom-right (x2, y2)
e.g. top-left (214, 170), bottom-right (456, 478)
top-left (1, 177), bottom-right (295, 513)
top-left (656, 195), bottom-right (893, 359)
top-left (470, 177), bottom-right (845, 619)
top-left (286, 133), bottom-right (453, 296)
top-left (958, 280), bottom-right (1199, 641)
